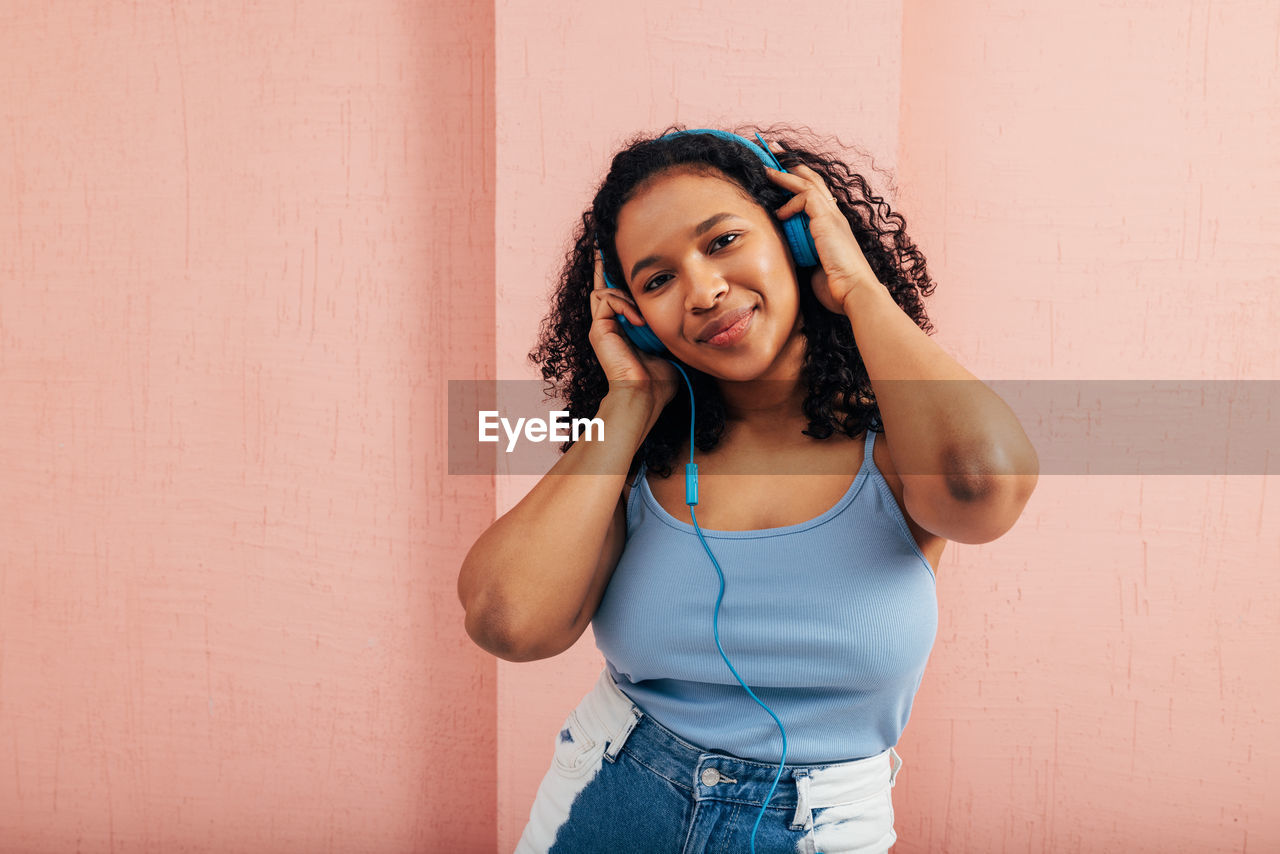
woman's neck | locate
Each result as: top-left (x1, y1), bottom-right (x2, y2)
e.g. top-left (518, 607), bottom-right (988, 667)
top-left (716, 323), bottom-right (809, 434)
top-left (719, 380), bottom-right (806, 426)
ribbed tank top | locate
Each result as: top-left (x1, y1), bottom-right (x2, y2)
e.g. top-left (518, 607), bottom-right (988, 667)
top-left (591, 429), bottom-right (938, 764)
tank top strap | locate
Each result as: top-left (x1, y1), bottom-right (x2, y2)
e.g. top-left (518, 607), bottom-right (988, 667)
top-left (864, 428), bottom-right (876, 460)
top-left (623, 460), bottom-right (648, 531)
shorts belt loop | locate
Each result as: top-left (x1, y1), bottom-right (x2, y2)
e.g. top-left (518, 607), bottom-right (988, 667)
top-left (888, 747), bottom-right (903, 788)
top-left (790, 769), bottom-right (813, 831)
top-left (603, 708), bottom-right (641, 761)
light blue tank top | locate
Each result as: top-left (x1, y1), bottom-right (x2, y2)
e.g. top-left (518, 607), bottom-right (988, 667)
top-left (591, 429), bottom-right (938, 764)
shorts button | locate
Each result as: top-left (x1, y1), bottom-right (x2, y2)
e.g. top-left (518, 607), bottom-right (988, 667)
top-left (701, 767), bottom-right (721, 786)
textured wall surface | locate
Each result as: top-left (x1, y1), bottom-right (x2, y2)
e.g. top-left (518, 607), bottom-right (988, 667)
top-left (495, 2), bottom-right (1279, 853)
top-left (892, 3), bottom-right (1280, 851)
top-left (1, 2), bottom-right (495, 851)
top-left (3, 1), bottom-right (1277, 852)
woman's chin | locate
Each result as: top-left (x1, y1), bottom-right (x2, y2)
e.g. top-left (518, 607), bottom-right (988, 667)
top-left (672, 324), bottom-right (802, 384)
top-left (688, 353), bottom-right (779, 384)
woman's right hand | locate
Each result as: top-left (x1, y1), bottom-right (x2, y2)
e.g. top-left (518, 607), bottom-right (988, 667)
top-left (588, 251), bottom-right (679, 411)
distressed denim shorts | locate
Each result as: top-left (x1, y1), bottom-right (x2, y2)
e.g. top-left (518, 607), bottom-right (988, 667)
top-left (515, 669), bottom-right (902, 854)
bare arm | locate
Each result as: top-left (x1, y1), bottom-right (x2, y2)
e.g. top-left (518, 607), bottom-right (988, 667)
top-left (840, 278), bottom-right (1039, 543)
top-left (458, 390), bottom-right (660, 661)
top-left (460, 245), bottom-right (680, 660)
top-left (766, 157), bottom-right (1039, 542)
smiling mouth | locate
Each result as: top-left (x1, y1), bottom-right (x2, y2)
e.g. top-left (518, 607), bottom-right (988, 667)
top-left (700, 308), bottom-right (755, 347)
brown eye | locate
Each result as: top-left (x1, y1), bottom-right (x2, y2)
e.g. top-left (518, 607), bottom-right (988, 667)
top-left (710, 233), bottom-right (740, 252)
top-left (643, 273), bottom-right (672, 292)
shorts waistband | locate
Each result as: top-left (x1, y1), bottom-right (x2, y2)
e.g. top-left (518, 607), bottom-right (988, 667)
top-left (578, 669), bottom-right (902, 821)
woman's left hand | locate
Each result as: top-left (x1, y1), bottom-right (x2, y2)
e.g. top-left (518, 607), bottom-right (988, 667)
top-left (764, 145), bottom-right (881, 315)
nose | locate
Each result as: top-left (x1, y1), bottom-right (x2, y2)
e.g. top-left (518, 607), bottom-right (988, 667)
top-left (683, 259), bottom-right (728, 312)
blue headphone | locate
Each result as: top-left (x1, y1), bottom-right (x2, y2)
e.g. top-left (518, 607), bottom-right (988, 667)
top-left (597, 130), bottom-right (826, 853)
top-left (599, 129), bottom-right (820, 357)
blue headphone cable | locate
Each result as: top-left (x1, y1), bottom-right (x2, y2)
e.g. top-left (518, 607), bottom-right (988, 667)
top-left (664, 359), bottom-right (792, 854)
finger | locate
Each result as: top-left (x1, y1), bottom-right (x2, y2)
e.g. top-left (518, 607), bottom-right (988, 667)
top-left (786, 162), bottom-right (832, 188)
top-left (592, 249), bottom-right (607, 288)
top-left (765, 166), bottom-right (836, 207)
top-left (774, 194), bottom-right (807, 220)
top-left (766, 141), bottom-right (797, 165)
top-left (782, 163), bottom-right (839, 198)
top-left (588, 297), bottom-right (630, 342)
top-left (776, 185), bottom-right (835, 216)
top-left (763, 165), bottom-right (806, 190)
top-left (591, 287), bottom-right (645, 327)
top-left (590, 287), bottom-right (629, 321)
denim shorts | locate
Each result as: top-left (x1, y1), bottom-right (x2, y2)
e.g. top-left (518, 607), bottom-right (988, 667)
top-left (515, 669), bottom-right (902, 854)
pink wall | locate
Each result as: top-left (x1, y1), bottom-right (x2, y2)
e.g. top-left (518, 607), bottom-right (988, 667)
top-left (3, 2), bottom-right (1276, 853)
top-left (892, 3), bottom-right (1280, 851)
top-left (1, 2), bottom-right (496, 852)
top-left (494, 2), bottom-right (1279, 854)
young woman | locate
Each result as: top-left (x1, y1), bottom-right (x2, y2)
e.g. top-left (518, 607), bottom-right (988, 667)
top-left (459, 126), bottom-right (1038, 853)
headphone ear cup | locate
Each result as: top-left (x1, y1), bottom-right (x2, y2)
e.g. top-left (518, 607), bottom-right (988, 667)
top-left (614, 313), bottom-right (668, 356)
top-left (748, 131), bottom-right (820, 268)
top-left (781, 212), bottom-right (819, 268)
top-left (597, 248), bottom-right (670, 357)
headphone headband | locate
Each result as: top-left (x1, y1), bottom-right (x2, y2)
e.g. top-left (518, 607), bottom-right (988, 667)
top-left (652, 129), bottom-right (818, 269)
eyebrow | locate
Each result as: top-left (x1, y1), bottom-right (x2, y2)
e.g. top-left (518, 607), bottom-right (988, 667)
top-left (627, 212), bottom-right (743, 285)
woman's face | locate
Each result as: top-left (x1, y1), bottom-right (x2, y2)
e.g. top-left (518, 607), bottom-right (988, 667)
top-left (613, 167), bottom-right (803, 383)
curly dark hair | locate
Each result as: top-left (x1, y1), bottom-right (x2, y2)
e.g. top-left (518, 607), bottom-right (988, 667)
top-left (528, 123), bottom-right (937, 478)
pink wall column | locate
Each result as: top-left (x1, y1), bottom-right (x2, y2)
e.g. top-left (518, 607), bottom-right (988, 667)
top-left (0, 2), bottom-right (494, 851)
top-left (895, 1), bottom-right (1280, 851)
top-left (493, 2), bottom-right (905, 850)
top-left (493, 1), bottom-right (1279, 852)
